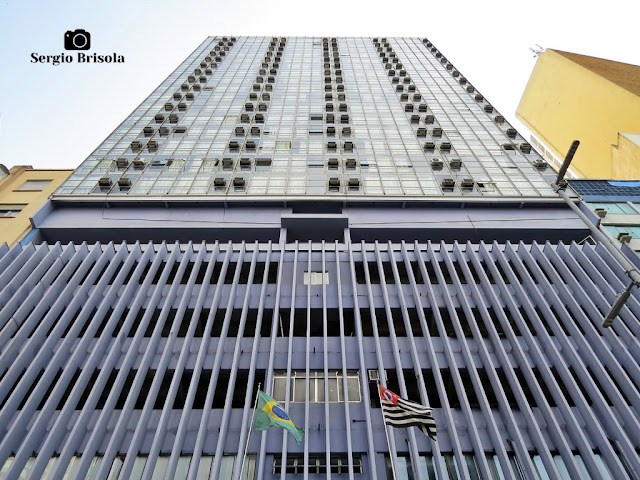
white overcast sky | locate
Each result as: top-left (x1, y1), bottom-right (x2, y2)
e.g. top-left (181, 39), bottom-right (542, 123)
top-left (0, 0), bottom-right (638, 170)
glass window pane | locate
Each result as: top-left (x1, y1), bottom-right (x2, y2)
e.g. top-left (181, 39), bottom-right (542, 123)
top-left (328, 377), bottom-right (340, 401)
top-left (465, 455), bottom-right (481, 480)
top-left (0, 456), bottom-right (14, 478)
top-left (220, 456), bottom-right (235, 480)
top-left (594, 454), bottom-right (615, 480)
top-left (273, 376), bottom-right (286, 402)
top-left (294, 378), bottom-right (306, 402)
top-left (15, 179), bottom-right (52, 191)
top-left (175, 456), bottom-right (191, 479)
top-left (444, 455), bottom-right (461, 480)
top-left (85, 457), bottom-right (103, 480)
top-left (347, 376), bottom-right (361, 402)
top-left (312, 377), bottom-right (325, 402)
top-left (106, 457), bottom-right (123, 480)
top-left (195, 456), bottom-right (213, 480)
top-left (418, 456), bottom-right (438, 480)
top-left (241, 456), bottom-right (256, 480)
top-left (151, 457), bottom-right (168, 479)
top-left (553, 455), bottom-right (572, 480)
top-left (130, 456), bottom-right (146, 480)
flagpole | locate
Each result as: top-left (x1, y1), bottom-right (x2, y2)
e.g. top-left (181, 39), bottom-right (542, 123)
top-left (239, 382), bottom-right (261, 480)
top-left (378, 380), bottom-right (398, 480)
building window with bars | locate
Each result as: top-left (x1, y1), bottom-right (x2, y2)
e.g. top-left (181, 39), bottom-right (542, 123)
top-left (273, 454), bottom-right (363, 474)
top-left (272, 370), bottom-right (361, 403)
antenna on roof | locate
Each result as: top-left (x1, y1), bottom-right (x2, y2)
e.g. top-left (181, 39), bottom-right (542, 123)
top-left (529, 44), bottom-right (544, 57)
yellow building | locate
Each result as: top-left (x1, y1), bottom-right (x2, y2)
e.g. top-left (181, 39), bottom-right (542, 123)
top-left (517, 49), bottom-right (640, 179)
top-left (0, 165), bottom-right (73, 246)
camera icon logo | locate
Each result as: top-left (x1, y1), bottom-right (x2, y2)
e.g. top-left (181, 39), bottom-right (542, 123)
top-left (64, 29), bottom-right (91, 51)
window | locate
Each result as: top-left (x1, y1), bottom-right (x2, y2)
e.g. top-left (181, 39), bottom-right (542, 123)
top-left (15, 179), bottom-right (52, 192)
top-left (304, 271), bottom-right (329, 285)
top-left (0, 454), bottom-right (255, 480)
top-left (274, 455), bottom-right (362, 474)
top-left (0, 204), bottom-right (26, 218)
top-left (388, 453), bottom-right (526, 480)
top-left (272, 371), bottom-right (361, 403)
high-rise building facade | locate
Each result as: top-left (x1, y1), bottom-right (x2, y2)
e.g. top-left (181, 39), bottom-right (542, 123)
top-left (0, 37), bottom-right (638, 480)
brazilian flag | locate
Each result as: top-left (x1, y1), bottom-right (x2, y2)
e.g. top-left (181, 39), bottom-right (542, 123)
top-left (253, 391), bottom-right (304, 444)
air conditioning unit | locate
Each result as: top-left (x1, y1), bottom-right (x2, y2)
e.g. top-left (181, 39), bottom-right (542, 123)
top-left (461, 178), bottom-right (475, 188)
top-left (118, 178), bottom-right (132, 187)
top-left (368, 370), bottom-right (380, 382)
top-left (617, 232), bottom-right (632, 243)
top-left (441, 178), bottom-right (455, 188)
top-left (214, 177), bottom-right (226, 187)
top-left (431, 159), bottom-right (444, 169)
top-left (116, 158), bottom-right (128, 168)
top-left (520, 143), bottom-right (532, 154)
top-left (98, 178), bottom-right (112, 187)
top-left (449, 159), bottom-right (462, 169)
top-left (533, 159), bottom-right (548, 170)
top-left (328, 178), bottom-right (340, 188)
top-left (132, 160), bottom-right (145, 170)
top-left (233, 177), bottom-right (245, 187)
top-left (594, 208), bottom-right (607, 218)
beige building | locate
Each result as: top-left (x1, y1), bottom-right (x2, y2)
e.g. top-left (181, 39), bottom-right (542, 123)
top-left (517, 49), bottom-right (640, 179)
top-left (0, 165), bottom-right (73, 246)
